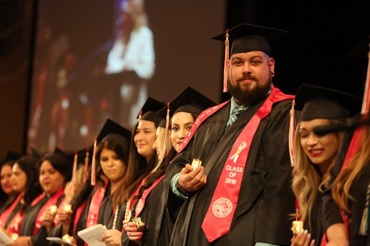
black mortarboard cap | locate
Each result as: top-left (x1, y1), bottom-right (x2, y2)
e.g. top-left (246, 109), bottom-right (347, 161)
top-left (137, 97), bottom-right (166, 127)
top-left (0, 150), bottom-right (21, 165)
top-left (96, 118), bottom-right (131, 143)
top-left (30, 147), bottom-right (43, 159)
top-left (158, 118), bottom-right (167, 128)
top-left (295, 84), bottom-right (361, 121)
top-left (157, 87), bottom-right (216, 119)
top-left (212, 23), bottom-right (289, 56)
top-left (54, 147), bottom-right (68, 157)
top-left (64, 146), bottom-right (91, 166)
top-left (52, 147), bottom-right (72, 167)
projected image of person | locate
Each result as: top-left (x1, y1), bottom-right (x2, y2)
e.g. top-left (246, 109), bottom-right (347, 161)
top-left (28, 19), bottom-right (75, 152)
top-left (105, 0), bottom-right (155, 128)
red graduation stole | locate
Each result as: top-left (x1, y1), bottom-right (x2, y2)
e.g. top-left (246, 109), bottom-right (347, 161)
top-left (124, 173), bottom-right (166, 228)
top-left (200, 87), bottom-right (293, 242)
top-left (33, 189), bottom-right (65, 234)
top-left (85, 180), bottom-right (108, 227)
top-left (0, 193), bottom-right (22, 229)
top-left (72, 201), bottom-right (87, 235)
top-left (6, 210), bottom-right (23, 235)
top-left (177, 101), bottom-right (228, 153)
top-left (134, 176), bottom-right (164, 218)
top-left (125, 175), bottom-right (150, 220)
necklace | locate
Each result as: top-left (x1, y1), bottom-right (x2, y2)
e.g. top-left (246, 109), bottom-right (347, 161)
top-left (124, 199), bottom-right (131, 224)
top-left (112, 205), bottom-right (119, 230)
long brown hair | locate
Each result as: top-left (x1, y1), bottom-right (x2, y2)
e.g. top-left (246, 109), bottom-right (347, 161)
top-left (332, 126), bottom-right (370, 214)
top-left (120, 121), bottom-right (158, 204)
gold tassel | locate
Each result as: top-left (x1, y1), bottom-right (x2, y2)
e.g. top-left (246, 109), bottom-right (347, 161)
top-left (288, 99), bottom-right (296, 166)
top-left (359, 184), bottom-right (369, 235)
top-left (360, 40), bottom-right (370, 114)
top-left (70, 151), bottom-right (78, 196)
top-left (223, 29), bottom-right (229, 93)
top-left (162, 103), bottom-right (170, 160)
top-left (83, 149), bottom-right (89, 184)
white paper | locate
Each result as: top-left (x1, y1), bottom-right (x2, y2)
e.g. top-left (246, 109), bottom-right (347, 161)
top-left (46, 237), bottom-right (74, 246)
top-left (0, 230), bottom-right (12, 246)
top-left (77, 224), bottom-right (107, 246)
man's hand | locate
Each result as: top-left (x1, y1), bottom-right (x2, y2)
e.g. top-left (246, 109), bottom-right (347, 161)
top-left (178, 164), bottom-right (207, 193)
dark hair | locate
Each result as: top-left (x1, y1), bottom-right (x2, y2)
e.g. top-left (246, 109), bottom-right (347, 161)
top-left (15, 155), bottom-right (43, 212)
top-left (0, 160), bottom-right (16, 208)
top-left (38, 153), bottom-right (72, 182)
top-left (72, 134), bottom-right (131, 210)
top-left (97, 134), bottom-right (131, 208)
top-left (96, 133), bottom-right (130, 178)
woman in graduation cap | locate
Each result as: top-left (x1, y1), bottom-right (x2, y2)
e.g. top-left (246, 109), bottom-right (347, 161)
top-left (118, 97), bottom-right (165, 209)
top-left (325, 37), bottom-right (370, 246)
top-left (330, 118), bottom-right (370, 245)
top-left (291, 84), bottom-right (361, 246)
top-left (0, 154), bottom-right (42, 239)
top-left (12, 150), bottom-right (72, 246)
top-left (121, 87), bottom-right (216, 246)
top-left (100, 97), bottom-right (163, 244)
top-left (52, 119), bottom-right (132, 246)
top-left (46, 148), bottom-right (90, 245)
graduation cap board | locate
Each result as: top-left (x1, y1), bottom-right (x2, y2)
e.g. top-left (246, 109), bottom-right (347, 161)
top-left (64, 146), bottom-right (93, 187)
top-left (30, 147), bottom-right (43, 159)
top-left (137, 97), bottom-right (166, 127)
top-left (295, 83), bottom-right (362, 122)
top-left (157, 87), bottom-right (216, 119)
top-left (96, 118), bottom-right (131, 143)
top-left (0, 151), bottom-right (21, 165)
top-left (212, 23), bottom-right (290, 57)
top-left (91, 118), bottom-right (132, 186)
top-left (212, 23), bottom-right (289, 92)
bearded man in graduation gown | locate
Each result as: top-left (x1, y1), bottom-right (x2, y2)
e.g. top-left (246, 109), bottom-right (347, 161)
top-left (164, 23), bottom-right (296, 246)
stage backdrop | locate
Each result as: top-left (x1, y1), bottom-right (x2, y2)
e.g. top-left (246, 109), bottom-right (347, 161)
top-left (27, 0), bottom-right (226, 153)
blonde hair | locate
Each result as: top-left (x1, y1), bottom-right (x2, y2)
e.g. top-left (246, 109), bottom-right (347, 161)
top-left (292, 121), bottom-right (343, 224)
top-left (122, 0), bottom-right (148, 29)
top-left (332, 125), bottom-right (370, 214)
top-left (64, 164), bottom-right (86, 204)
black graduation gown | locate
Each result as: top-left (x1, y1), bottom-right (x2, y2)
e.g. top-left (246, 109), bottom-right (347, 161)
top-left (73, 182), bottom-right (113, 246)
top-left (100, 191), bottom-right (126, 231)
top-left (348, 161), bottom-right (370, 245)
top-left (320, 129), bottom-right (355, 244)
top-left (308, 193), bottom-right (342, 246)
top-left (121, 148), bottom-right (181, 246)
top-left (20, 194), bottom-right (65, 246)
top-left (122, 177), bottom-right (182, 246)
top-left (164, 98), bottom-right (296, 246)
top-left (73, 197), bottom-right (122, 246)
top-left (0, 194), bottom-right (19, 215)
top-left (321, 129), bottom-right (369, 245)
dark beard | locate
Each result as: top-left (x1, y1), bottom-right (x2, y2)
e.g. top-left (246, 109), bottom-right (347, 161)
top-left (228, 79), bottom-right (272, 105)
